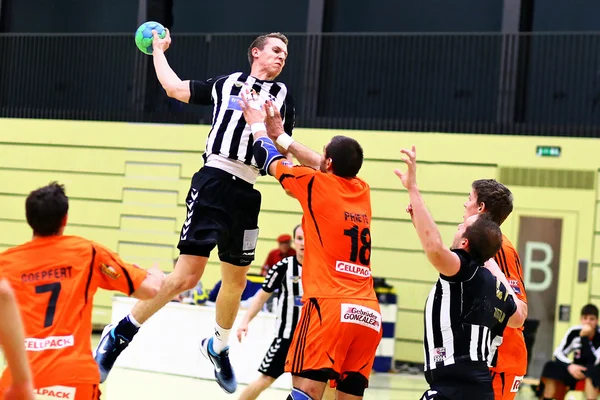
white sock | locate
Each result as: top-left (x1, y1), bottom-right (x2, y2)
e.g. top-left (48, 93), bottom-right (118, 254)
top-left (127, 313), bottom-right (142, 328)
top-left (211, 323), bottom-right (230, 353)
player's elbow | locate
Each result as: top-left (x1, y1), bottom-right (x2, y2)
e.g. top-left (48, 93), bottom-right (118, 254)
top-left (164, 83), bottom-right (190, 104)
top-left (507, 307), bottom-right (527, 328)
top-left (0, 279), bottom-right (14, 301)
top-left (132, 275), bottom-right (163, 300)
top-left (426, 248), bottom-right (459, 277)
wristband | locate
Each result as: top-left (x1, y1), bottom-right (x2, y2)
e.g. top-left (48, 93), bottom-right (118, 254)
top-left (276, 134), bottom-right (295, 151)
top-left (250, 123), bottom-right (266, 135)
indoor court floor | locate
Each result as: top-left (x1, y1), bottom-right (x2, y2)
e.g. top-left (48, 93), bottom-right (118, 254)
top-left (0, 334), bottom-right (546, 400)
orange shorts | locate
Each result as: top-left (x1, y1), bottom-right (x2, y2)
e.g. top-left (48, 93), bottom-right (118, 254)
top-left (491, 372), bottom-right (523, 400)
top-left (285, 298), bottom-right (382, 384)
top-left (33, 384), bottom-right (100, 400)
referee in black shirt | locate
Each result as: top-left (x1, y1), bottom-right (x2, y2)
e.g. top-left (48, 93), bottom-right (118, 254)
top-left (95, 31), bottom-right (294, 395)
top-left (394, 146), bottom-right (525, 400)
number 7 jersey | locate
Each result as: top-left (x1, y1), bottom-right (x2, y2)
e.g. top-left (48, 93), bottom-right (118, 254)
top-left (0, 235), bottom-right (148, 389)
top-left (275, 162), bottom-right (377, 301)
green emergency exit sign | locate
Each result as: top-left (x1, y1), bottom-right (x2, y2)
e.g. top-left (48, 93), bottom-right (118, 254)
top-left (536, 146), bottom-right (561, 157)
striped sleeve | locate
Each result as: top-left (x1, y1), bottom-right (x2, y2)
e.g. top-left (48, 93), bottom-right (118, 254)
top-left (262, 258), bottom-right (289, 293)
top-left (553, 326), bottom-right (581, 364)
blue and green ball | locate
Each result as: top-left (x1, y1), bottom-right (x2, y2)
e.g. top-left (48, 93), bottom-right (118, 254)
top-left (135, 21), bottom-right (167, 55)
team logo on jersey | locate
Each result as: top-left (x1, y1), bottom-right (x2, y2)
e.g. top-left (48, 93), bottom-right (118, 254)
top-left (291, 275), bottom-right (301, 283)
top-left (340, 303), bottom-right (381, 332)
top-left (510, 376), bottom-right (524, 392)
top-left (336, 261), bottom-right (371, 278)
top-left (433, 347), bottom-right (447, 363)
top-left (234, 81), bottom-right (244, 88)
top-left (100, 263), bottom-right (121, 280)
top-left (508, 279), bottom-right (522, 294)
top-left (25, 335), bottom-right (74, 351)
top-left (35, 385), bottom-right (76, 399)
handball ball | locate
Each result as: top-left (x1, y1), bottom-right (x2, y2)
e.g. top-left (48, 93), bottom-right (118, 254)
top-left (192, 286), bottom-right (208, 305)
top-left (135, 21), bottom-right (166, 55)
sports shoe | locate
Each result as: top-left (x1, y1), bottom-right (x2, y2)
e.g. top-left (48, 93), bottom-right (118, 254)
top-left (200, 337), bottom-right (237, 393)
top-left (93, 323), bottom-right (131, 383)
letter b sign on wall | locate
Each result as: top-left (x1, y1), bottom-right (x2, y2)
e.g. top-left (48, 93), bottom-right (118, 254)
top-left (517, 216), bottom-right (563, 377)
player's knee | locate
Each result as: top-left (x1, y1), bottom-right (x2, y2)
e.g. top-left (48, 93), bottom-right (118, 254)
top-left (287, 388), bottom-right (314, 400)
top-left (221, 276), bottom-right (247, 294)
top-left (168, 268), bottom-right (202, 292)
top-left (337, 372), bottom-right (367, 397)
top-left (258, 374), bottom-right (275, 388)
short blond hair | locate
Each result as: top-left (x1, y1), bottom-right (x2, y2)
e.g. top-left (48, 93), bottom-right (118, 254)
top-left (247, 32), bottom-right (288, 66)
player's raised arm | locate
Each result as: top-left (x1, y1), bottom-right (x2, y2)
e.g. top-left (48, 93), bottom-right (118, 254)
top-left (0, 279), bottom-right (35, 400)
top-left (150, 29), bottom-right (199, 104)
top-left (264, 100), bottom-right (321, 169)
top-left (394, 146), bottom-right (462, 277)
top-left (238, 90), bottom-right (285, 176)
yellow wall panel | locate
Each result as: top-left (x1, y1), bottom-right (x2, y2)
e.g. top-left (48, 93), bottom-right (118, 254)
top-left (371, 249), bottom-right (436, 282)
top-left (122, 188), bottom-right (178, 206)
top-left (120, 215), bottom-right (177, 233)
top-left (2, 119), bottom-right (599, 364)
top-left (394, 341), bottom-right (424, 364)
top-left (590, 266), bottom-right (600, 297)
top-left (371, 219), bottom-right (458, 251)
top-left (396, 281), bottom-right (432, 311)
top-left (396, 311), bottom-right (424, 341)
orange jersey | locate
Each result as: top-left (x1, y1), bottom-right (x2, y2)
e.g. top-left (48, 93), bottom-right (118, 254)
top-left (0, 235), bottom-right (148, 389)
top-left (491, 235), bottom-right (528, 376)
top-left (275, 162), bottom-right (377, 301)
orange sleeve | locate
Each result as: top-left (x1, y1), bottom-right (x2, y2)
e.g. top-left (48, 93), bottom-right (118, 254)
top-left (92, 243), bottom-right (148, 296)
top-left (494, 245), bottom-right (527, 303)
top-left (274, 161), bottom-right (319, 202)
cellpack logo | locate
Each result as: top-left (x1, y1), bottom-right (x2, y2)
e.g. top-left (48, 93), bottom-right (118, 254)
top-left (335, 261), bottom-right (371, 278)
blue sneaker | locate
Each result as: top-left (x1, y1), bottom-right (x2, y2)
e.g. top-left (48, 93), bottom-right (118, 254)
top-left (93, 323), bottom-right (131, 383)
top-left (200, 337), bottom-right (237, 393)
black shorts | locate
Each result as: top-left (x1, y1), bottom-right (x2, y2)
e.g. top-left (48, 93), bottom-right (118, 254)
top-left (258, 337), bottom-right (292, 379)
top-left (541, 360), bottom-right (600, 389)
top-left (423, 362), bottom-right (494, 400)
top-left (177, 166), bottom-right (261, 267)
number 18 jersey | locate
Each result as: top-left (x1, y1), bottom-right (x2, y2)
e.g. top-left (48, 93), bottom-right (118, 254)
top-left (275, 162), bottom-right (377, 301)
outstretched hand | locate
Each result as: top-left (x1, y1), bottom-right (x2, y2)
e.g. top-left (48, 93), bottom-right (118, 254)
top-left (239, 88), bottom-right (266, 125)
top-left (264, 100), bottom-right (285, 140)
top-left (394, 145), bottom-right (417, 190)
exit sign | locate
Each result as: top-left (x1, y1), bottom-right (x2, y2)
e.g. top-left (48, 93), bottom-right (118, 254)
top-left (536, 146), bottom-right (561, 157)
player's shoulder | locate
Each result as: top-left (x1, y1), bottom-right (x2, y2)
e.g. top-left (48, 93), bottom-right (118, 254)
top-left (565, 325), bottom-right (583, 337)
top-left (275, 257), bottom-right (291, 268)
top-left (501, 234), bottom-right (517, 251)
top-left (499, 235), bottom-right (520, 258)
top-left (1, 235), bottom-right (89, 256)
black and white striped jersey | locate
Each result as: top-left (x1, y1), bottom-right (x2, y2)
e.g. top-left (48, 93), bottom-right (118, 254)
top-left (262, 255), bottom-right (303, 339)
top-left (189, 72), bottom-right (295, 184)
top-left (553, 325), bottom-right (600, 365)
top-left (423, 249), bottom-right (517, 372)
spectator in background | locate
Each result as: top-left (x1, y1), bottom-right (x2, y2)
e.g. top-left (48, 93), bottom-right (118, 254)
top-left (261, 234), bottom-right (296, 276)
top-left (538, 304), bottom-right (600, 400)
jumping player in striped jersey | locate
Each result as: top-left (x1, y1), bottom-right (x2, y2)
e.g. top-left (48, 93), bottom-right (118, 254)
top-left (95, 31), bottom-right (295, 394)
